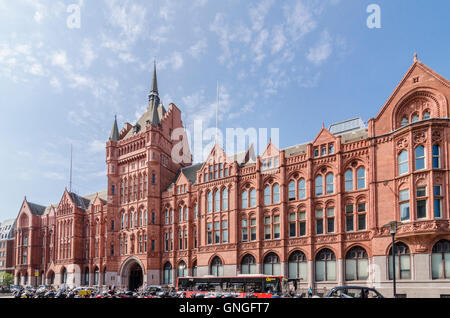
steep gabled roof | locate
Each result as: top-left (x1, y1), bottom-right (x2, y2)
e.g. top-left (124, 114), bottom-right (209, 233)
top-left (171, 163), bottom-right (203, 186)
top-left (68, 192), bottom-right (91, 210)
top-left (27, 201), bottom-right (47, 216)
top-left (374, 57), bottom-right (450, 121)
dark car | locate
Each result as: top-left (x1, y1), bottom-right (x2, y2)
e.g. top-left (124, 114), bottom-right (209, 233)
top-left (325, 286), bottom-right (384, 298)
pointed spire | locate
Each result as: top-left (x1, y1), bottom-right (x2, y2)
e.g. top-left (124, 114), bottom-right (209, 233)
top-left (414, 52), bottom-right (418, 63)
top-left (151, 60), bottom-right (158, 95)
top-left (109, 115), bottom-right (119, 141)
top-left (147, 60), bottom-right (161, 125)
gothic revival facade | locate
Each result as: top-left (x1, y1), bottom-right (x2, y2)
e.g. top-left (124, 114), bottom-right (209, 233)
top-left (13, 57), bottom-right (450, 297)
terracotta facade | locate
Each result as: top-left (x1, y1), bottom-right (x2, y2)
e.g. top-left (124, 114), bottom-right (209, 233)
top-left (12, 57), bottom-right (450, 297)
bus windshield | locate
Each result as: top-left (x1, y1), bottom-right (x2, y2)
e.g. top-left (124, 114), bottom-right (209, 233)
top-left (177, 276), bottom-right (282, 296)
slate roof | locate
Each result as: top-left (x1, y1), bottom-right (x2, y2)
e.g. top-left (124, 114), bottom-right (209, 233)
top-left (27, 202), bottom-right (47, 215)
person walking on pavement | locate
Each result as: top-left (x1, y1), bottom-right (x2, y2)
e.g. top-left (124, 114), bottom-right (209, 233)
top-left (308, 286), bottom-right (313, 298)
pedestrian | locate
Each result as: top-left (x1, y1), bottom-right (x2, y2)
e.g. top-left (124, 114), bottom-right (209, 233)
top-left (308, 286), bottom-right (313, 298)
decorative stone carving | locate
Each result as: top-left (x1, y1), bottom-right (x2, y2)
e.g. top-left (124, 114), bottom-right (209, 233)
top-left (396, 137), bottom-right (408, 149)
top-left (432, 130), bottom-right (442, 142)
top-left (287, 238), bottom-right (308, 246)
top-left (413, 131), bottom-right (427, 144)
top-left (313, 235), bottom-right (338, 244)
top-left (345, 232), bottom-right (370, 241)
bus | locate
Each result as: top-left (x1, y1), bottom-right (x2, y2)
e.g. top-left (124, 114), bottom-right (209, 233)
top-left (176, 275), bottom-right (283, 298)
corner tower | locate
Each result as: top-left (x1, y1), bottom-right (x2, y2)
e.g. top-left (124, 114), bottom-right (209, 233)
top-left (105, 63), bottom-right (191, 288)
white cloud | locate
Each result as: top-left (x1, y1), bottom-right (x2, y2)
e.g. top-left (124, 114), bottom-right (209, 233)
top-left (159, 51), bottom-right (184, 71)
top-left (189, 39), bottom-right (208, 59)
top-left (42, 172), bottom-right (65, 180)
top-left (81, 39), bottom-right (97, 68)
top-left (88, 140), bottom-right (105, 153)
top-left (249, 0), bottom-right (275, 31)
top-left (50, 50), bottom-right (71, 71)
top-left (271, 25), bottom-right (286, 54)
top-left (284, 0), bottom-right (318, 41)
top-left (29, 63), bottom-right (45, 76)
top-left (306, 31), bottom-right (332, 65)
top-left (50, 77), bottom-right (61, 89)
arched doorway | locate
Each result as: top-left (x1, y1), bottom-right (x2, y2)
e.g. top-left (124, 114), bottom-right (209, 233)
top-left (119, 257), bottom-right (145, 291)
top-left (129, 263), bottom-right (143, 291)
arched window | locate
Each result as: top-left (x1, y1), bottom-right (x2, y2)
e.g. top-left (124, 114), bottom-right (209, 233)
top-left (192, 260), bottom-right (197, 277)
top-left (61, 267), bottom-right (67, 284)
top-left (214, 190), bottom-right (220, 212)
top-left (163, 262), bottom-right (172, 284)
top-left (178, 261), bottom-right (187, 278)
top-left (263, 253), bottom-right (280, 275)
top-left (345, 246), bottom-right (369, 281)
top-left (401, 117), bottom-right (409, 127)
top-left (411, 113), bottom-right (419, 123)
top-left (288, 181), bottom-right (295, 200)
top-left (431, 240), bottom-right (450, 279)
top-left (250, 189), bottom-right (256, 207)
top-left (298, 179), bottom-right (306, 199)
top-left (241, 254), bottom-right (257, 274)
top-left (415, 145), bottom-right (425, 170)
top-left (94, 267), bottom-right (99, 285)
top-left (388, 242), bottom-right (411, 280)
top-left (207, 191), bottom-right (212, 213)
top-left (398, 150), bottom-right (409, 175)
top-left (315, 175), bottom-right (323, 196)
top-left (315, 249), bottom-right (336, 281)
top-left (423, 111), bottom-right (430, 120)
top-left (345, 170), bottom-right (353, 192)
top-left (326, 173), bottom-right (334, 194)
top-left (83, 267), bottom-right (89, 285)
top-left (432, 144), bottom-right (441, 168)
top-left (103, 267), bottom-right (107, 285)
top-left (242, 190), bottom-right (248, 209)
top-left (273, 184), bottom-right (280, 203)
top-left (288, 251), bottom-right (307, 280)
top-left (222, 188), bottom-right (228, 211)
top-left (210, 257), bottom-right (223, 276)
top-left (121, 213), bottom-right (124, 229)
top-left (264, 186), bottom-right (271, 205)
top-left (356, 167), bottom-right (366, 189)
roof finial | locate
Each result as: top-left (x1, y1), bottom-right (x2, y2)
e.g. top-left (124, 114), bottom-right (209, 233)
top-left (414, 52), bottom-right (418, 62)
top-left (322, 122), bottom-right (325, 129)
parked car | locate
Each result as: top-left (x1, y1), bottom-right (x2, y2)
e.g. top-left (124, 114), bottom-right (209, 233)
top-left (325, 286), bottom-right (384, 298)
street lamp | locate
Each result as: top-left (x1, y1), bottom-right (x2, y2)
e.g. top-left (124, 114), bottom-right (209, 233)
top-left (384, 221), bottom-right (401, 298)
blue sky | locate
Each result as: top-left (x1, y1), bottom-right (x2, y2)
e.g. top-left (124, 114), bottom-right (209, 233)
top-left (0, 0), bottom-right (449, 220)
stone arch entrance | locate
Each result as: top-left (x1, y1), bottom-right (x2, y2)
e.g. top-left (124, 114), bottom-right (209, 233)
top-left (119, 257), bottom-right (145, 291)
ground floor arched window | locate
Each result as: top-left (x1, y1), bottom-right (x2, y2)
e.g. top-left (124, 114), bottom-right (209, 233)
top-left (103, 267), bottom-right (107, 285)
top-left (163, 262), bottom-right (172, 284)
top-left (241, 254), bottom-right (257, 274)
top-left (288, 250), bottom-right (307, 280)
top-left (192, 261), bottom-right (197, 277)
top-left (263, 253), bottom-right (280, 275)
top-left (388, 242), bottom-right (410, 280)
top-left (210, 257), bottom-right (223, 276)
top-left (94, 267), bottom-right (99, 285)
top-left (83, 267), bottom-right (89, 285)
top-left (178, 261), bottom-right (187, 278)
top-left (345, 246), bottom-right (369, 281)
top-left (432, 240), bottom-right (450, 279)
top-left (61, 267), bottom-right (67, 284)
top-left (315, 249), bottom-right (336, 281)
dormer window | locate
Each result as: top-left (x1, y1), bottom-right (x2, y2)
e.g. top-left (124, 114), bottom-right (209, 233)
top-left (321, 146), bottom-right (326, 156)
top-left (328, 143), bottom-right (334, 155)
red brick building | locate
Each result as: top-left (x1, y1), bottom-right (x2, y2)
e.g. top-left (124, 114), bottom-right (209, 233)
top-left (13, 56), bottom-right (450, 297)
